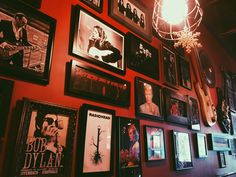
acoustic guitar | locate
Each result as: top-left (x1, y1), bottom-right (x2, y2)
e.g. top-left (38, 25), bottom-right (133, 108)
top-left (88, 47), bottom-right (113, 61)
top-left (190, 48), bottom-right (217, 126)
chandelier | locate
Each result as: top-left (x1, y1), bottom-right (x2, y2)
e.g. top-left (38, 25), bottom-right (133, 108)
top-left (152, 0), bottom-right (203, 53)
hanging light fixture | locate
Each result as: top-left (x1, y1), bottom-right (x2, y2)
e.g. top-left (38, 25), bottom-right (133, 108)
top-left (152, 0), bottom-right (203, 53)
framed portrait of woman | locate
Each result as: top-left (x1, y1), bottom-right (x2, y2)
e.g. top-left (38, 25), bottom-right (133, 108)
top-left (117, 117), bottom-right (142, 177)
top-left (135, 77), bottom-right (163, 121)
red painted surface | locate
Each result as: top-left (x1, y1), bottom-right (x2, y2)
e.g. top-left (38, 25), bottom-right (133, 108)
top-left (1, 0), bottom-right (236, 177)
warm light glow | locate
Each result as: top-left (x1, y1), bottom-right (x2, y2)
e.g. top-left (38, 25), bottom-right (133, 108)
top-left (161, 0), bottom-right (188, 25)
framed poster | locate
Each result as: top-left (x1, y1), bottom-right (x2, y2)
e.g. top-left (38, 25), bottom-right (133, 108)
top-left (117, 117), bottom-right (142, 177)
top-left (135, 77), bottom-right (163, 121)
top-left (109, 0), bottom-right (152, 41)
top-left (69, 5), bottom-right (125, 75)
top-left (126, 33), bottom-right (159, 80)
top-left (66, 60), bottom-right (130, 107)
top-left (172, 130), bottom-right (193, 170)
top-left (196, 133), bottom-right (208, 158)
top-left (13, 98), bottom-right (77, 177)
top-left (144, 125), bottom-right (166, 161)
top-left (0, 1), bottom-right (56, 85)
top-left (80, 0), bottom-right (103, 13)
top-left (208, 133), bottom-right (231, 151)
top-left (218, 152), bottom-right (226, 168)
top-left (76, 104), bottom-right (115, 177)
top-left (188, 96), bottom-right (201, 131)
top-left (178, 55), bottom-right (192, 90)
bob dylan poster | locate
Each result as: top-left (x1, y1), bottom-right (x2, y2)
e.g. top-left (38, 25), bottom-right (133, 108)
top-left (20, 110), bottom-right (69, 176)
top-left (83, 110), bottom-right (112, 173)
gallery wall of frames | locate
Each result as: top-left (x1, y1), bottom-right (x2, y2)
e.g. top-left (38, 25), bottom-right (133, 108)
top-left (1, 0), bottom-right (236, 177)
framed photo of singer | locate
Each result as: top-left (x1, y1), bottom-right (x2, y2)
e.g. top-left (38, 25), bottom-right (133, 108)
top-left (0, 1), bottom-right (56, 85)
top-left (69, 5), bottom-right (126, 75)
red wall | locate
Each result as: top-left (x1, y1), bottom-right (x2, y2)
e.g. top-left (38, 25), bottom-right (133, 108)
top-left (1, 0), bottom-right (236, 177)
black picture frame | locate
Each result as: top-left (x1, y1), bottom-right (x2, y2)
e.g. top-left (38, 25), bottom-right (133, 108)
top-left (172, 130), bottom-right (193, 170)
top-left (126, 33), bottom-right (159, 80)
top-left (76, 104), bottom-right (115, 177)
top-left (135, 77), bottom-right (163, 121)
top-left (164, 89), bottom-right (189, 126)
top-left (13, 98), bottom-right (77, 177)
top-left (144, 125), bottom-right (166, 161)
top-left (69, 5), bottom-right (126, 75)
top-left (208, 133), bottom-right (231, 151)
top-left (218, 151), bottom-right (226, 168)
top-left (0, 1), bottom-right (56, 85)
top-left (65, 60), bottom-right (130, 107)
top-left (117, 117), bottom-right (142, 177)
top-left (162, 45), bottom-right (178, 89)
top-left (178, 55), bottom-right (192, 90)
top-left (17, 0), bottom-right (42, 9)
top-left (80, 0), bottom-right (103, 13)
top-left (0, 78), bottom-right (14, 138)
top-left (230, 111), bottom-right (236, 135)
top-left (196, 133), bottom-right (208, 158)
top-left (188, 96), bottom-right (201, 131)
top-left (109, 0), bottom-right (152, 42)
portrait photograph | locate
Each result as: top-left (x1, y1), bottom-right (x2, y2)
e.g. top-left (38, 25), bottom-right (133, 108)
top-left (117, 117), bottom-right (142, 177)
top-left (126, 33), bottom-right (159, 80)
top-left (178, 55), bottom-right (192, 90)
top-left (13, 99), bottom-right (77, 177)
top-left (70, 5), bottom-right (125, 75)
top-left (0, 1), bottom-right (56, 85)
top-left (135, 77), bottom-right (163, 120)
top-left (189, 97), bottom-right (200, 131)
top-left (144, 126), bottom-right (166, 161)
top-left (80, 0), bottom-right (103, 13)
top-left (196, 133), bottom-right (208, 158)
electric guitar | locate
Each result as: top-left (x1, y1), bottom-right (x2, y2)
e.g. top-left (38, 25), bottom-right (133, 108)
top-left (190, 48), bottom-right (217, 126)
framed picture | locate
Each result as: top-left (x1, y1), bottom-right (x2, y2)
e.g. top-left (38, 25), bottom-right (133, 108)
top-left (217, 152), bottom-right (226, 168)
top-left (162, 45), bottom-right (178, 88)
top-left (135, 77), bottom-right (163, 121)
top-left (172, 130), bottom-right (193, 170)
top-left (208, 133), bottom-right (231, 151)
top-left (80, 0), bottom-right (103, 13)
top-left (164, 89), bottom-right (189, 126)
top-left (0, 78), bottom-right (14, 138)
top-left (117, 117), bottom-right (142, 177)
top-left (126, 33), bottom-right (159, 80)
top-left (178, 55), bottom-right (192, 90)
top-left (230, 111), bottom-right (236, 135)
top-left (109, 0), bottom-right (152, 41)
top-left (13, 98), bottom-right (77, 177)
top-left (76, 104), bottom-right (115, 177)
top-left (0, 1), bottom-right (56, 85)
top-left (229, 138), bottom-right (236, 156)
top-left (69, 5), bottom-right (125, 75)
top-left (188, 96), bottom-right (201, 131)
top-left (144, 125), bottom-right (166, 161)
top-left (65, 60), bottom-right (130, 107)
top-left (196, 133), bottom-right (208, 158)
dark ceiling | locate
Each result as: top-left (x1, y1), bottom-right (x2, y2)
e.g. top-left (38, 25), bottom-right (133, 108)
top-left (199, 0), bottom-right (236, 60)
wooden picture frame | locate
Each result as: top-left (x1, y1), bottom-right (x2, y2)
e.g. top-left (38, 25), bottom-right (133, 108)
top-left (76, 104), bottom-right (115, 177)
top-left (117, 117), bottom-right (142, 177)
top-left (69, 5), bottom-right (126, 75)
top-left (208, 133), bottom-right (231, 151)
top-left (65, 60), bottom-right (130, 107)
top-left (144, 125), bottom-right (166, 161)
top-left (196, 133), bottom-right (208, 158)
top-left (135, 77), bottom-right (163, 121)
top-left (188, 96), bottom-right (201, 131)
top-left (13, 98), bottom-right (77, 177)
top-left (178, 55), bottom-right (192, 90)
top-left (218, 151), bottom-right (226, 168)
top-left (80, 0), bottom-right (103, 13)
top-left (172, 130), bottom-right (193, 170)
top-left (0, 1), bottom-right (56, 85)
top-left (164, 89), bottom-right (189, 126)
top-left (109, 0), bottom-right (152, 41)
top-left (126, 32), bottom-right (159, 80)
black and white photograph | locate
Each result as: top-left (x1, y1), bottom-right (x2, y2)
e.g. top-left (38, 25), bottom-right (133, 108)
top-left (178, 55), bottom-right (192, 90)
top-left (80, 0), bottom-right (103, 13)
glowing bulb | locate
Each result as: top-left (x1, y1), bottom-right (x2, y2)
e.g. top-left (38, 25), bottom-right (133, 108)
top-left (161, 0), bottom-right (188, 25)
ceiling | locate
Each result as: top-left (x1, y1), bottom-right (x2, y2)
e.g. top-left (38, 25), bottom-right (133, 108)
top-left (199, 0), bottom-right (236, 60)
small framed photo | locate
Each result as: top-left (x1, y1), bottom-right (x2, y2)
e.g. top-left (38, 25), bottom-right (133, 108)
top-left (188, 96), bottom-right (201, 131)
top-left (172, 130), bottom-right (193, 170)
top-left (0, 1), bottom-right (56, 85)
top-left (196, 133), bottom-right (208, 158)
top-left (80, 0), bottom-right (103, 13)
top-left (126, 33), bottom-right (159, 80)
top-left (231, 111), bottom-right (236, 135)
top-left (162, 45), bottom-right (178, 88)
top-left (0, 78), bottom-right (14, 138)
top-left (117, 117), bottom-right (142, 177)
top-left (208, 133), bottom-right (231, 151)
top-left (13, 98), bottom-right (77, 177)
top-left (77, 104), bottom-right (115, 177)
top-left (164, 89), bottom-right (189, 126)
top-left (135, 77), bottom-right (163, 121)
top-left (218, 151), bottom-right (226, 168)
top-left (69, 5), bottom-right (125, 75)
top-left (178, 55), bottom-right (192, 90)
top-left (144, 125), bottom-right (166, 161)
top-left (109, 0), bottom-right (152, 41)
top-left (229, 138), bottom-right (236, 156)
